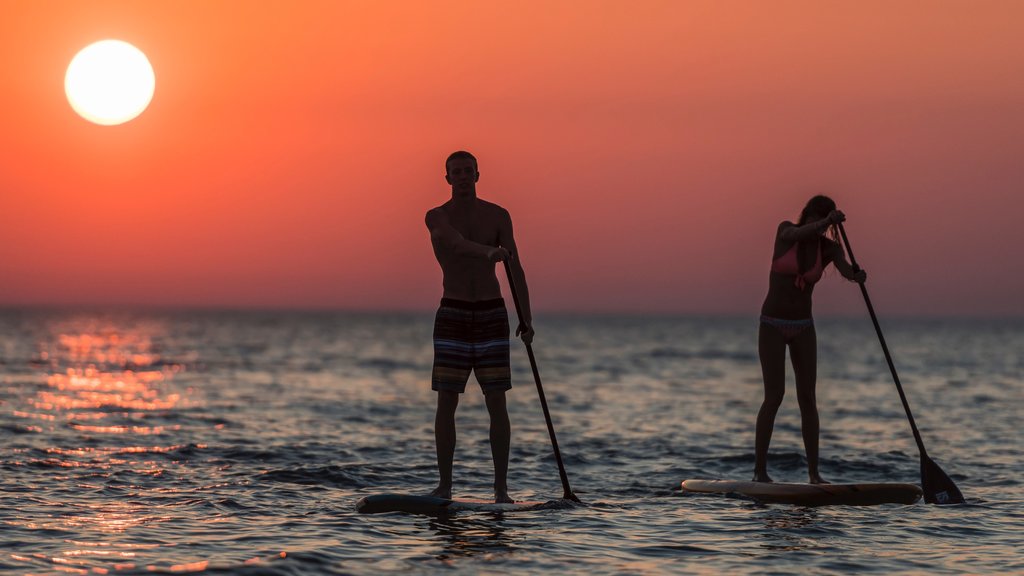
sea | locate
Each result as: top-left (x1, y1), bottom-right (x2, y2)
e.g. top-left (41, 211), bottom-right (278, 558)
top-left (0, 309), bottom-right (1020, 575)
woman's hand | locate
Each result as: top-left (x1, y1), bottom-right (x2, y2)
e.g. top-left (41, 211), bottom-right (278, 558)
top-left (827, 210), bottom-right (846, 225)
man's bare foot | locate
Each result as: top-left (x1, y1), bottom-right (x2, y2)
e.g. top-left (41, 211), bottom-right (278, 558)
top-left (752, 472), bottom-right (773, 483)
top-left (494, 490), bottom-right (514, 504)
top-left (809, 474), bottom-right (830, 485)
top-left (430, 485), bottom-right (452, 499)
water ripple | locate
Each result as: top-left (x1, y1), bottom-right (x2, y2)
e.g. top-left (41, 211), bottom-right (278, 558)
top-left (0, 311), bottom-right (1019, 574)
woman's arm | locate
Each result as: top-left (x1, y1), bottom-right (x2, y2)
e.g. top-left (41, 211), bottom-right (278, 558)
top-left (778, 210), bottom-right (846, 242)
top-left (828, 241), bottom-right (867, 283)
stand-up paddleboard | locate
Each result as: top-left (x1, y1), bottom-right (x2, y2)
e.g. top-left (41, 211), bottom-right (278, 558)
top-left (356, 493), bottom-right (559, 515)
top-left (682, 479), bottom-right (922, 506)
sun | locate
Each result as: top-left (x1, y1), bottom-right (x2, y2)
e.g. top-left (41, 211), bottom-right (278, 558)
top-left (65, 40), bottom-right (155, 126)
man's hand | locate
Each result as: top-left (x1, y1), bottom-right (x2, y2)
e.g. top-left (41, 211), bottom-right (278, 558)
top-left (852, 268), bottom-right (867, 284)
top-left (487, 246), bottom-right (511, 262)
top-left (516, 323), bottom-right (535, 345)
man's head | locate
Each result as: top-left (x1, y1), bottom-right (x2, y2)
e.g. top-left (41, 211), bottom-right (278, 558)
top-left (445, 151), bottom-right (479, 195)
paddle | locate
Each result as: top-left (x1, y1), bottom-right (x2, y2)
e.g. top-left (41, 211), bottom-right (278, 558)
top-left (837, 222), bottom-right (965, 504)
top-left (503, 258), bottom-right (581, 503)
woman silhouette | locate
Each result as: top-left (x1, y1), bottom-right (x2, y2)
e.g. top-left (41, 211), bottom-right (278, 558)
top-left (754, 195), bottom-right (866, 484)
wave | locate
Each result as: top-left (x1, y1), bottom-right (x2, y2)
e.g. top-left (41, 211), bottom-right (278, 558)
top-left (645, 348), bottom-right (757, 362)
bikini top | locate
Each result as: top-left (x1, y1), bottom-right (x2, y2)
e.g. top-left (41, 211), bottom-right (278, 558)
top-left (771, 241), bottom-right (823, 290)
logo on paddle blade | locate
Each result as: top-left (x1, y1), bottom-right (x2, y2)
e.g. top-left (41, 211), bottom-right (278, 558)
top-left (934, 491), bottom-right (950, 504)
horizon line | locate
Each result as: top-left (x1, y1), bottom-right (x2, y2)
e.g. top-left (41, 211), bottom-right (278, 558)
top-left (0, 303), bottom-right (1020, 321)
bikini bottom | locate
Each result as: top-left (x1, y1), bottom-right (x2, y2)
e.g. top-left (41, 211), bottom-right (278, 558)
top-left (760, 315), bottom-right (814, 344)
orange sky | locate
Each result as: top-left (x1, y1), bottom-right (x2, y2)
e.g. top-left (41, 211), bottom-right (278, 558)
top-left (1, 1), bottom-right (1022, 316)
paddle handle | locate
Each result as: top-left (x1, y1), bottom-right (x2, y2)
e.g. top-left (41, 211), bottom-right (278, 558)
top-left (837, 223), bottom-right (928, 458)
top-left (503, 258), bottom-right (580, 502)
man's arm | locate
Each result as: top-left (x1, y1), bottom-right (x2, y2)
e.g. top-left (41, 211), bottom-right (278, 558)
top-left (498, 209), bottom-right (534, 344)
top-left (426, 208), bottom-right (508, 261)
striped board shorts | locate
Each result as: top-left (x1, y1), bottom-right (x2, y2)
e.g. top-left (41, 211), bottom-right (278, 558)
top-left (432, 298), bottom-right (511, 394)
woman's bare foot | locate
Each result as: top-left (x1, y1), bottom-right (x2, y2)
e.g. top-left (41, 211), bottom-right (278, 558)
top-left (494, 491), bottom-right (514, 504)
top-left (809, 474), bottom-right (830, 485)
top-left (752, 472), bottom-right (774, 483)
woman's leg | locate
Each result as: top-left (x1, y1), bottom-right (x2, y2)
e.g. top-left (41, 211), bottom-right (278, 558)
top-left (789, 325), bottom-right (828, 484)
top-left (754, 321), bottom-right (787, 482)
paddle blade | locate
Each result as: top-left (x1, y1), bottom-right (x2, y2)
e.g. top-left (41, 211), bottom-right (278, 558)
top-left (920, 455), bottom-right (965, 504)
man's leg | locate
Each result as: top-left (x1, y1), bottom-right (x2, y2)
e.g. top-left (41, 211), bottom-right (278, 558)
top-left (484, 389), bottom-right (512, 503)
top-left (431, 390), bottom-right (459, 499)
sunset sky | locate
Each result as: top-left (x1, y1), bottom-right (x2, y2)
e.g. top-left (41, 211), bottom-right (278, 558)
top-left (1, 1), bottom-right (1021, 316)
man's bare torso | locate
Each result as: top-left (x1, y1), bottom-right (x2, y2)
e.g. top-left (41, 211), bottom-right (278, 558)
top-left (430, 199), bottom-right (507, 301)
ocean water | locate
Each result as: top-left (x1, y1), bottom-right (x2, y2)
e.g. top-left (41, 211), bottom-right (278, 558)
top-left (0, 309), bottom-right (1020, 575)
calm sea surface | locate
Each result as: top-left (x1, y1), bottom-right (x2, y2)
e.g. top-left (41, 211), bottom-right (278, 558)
top-left (0, 310), bottom-right (1020, 575)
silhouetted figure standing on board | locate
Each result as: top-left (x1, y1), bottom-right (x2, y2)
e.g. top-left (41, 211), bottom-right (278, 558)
top-left (425, 150), bottom-right (534, 503)
top-left (754, 195), bottom-right (866, 484)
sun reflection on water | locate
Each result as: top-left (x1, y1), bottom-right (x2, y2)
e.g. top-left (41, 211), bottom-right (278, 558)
top-left (5, 316), bottom-right (207, 573)
top-left (16, 325), bottom-right (190, 435)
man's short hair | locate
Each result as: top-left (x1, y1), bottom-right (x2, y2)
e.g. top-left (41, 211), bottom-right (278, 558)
top-left (445, 150), bottom-right (477, 174)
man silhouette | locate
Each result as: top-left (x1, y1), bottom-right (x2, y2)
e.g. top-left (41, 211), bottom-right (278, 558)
top-left (424, 150), bottom-right (534, 503)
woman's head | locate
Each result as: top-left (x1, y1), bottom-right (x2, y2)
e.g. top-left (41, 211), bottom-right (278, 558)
top-left (798, 195), bottom-right (836, 225)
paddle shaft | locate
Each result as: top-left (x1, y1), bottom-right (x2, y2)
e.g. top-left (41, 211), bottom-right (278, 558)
top-left (502, 259), bottom-right (579, 502)
top-left (836, 223), bottom-right (928, 458)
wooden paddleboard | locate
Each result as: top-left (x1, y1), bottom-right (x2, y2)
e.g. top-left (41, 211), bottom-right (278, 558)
top-left (681, 479), bottom-right (922, 506)
top-left (356, 493), bottom-right (552, 515)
